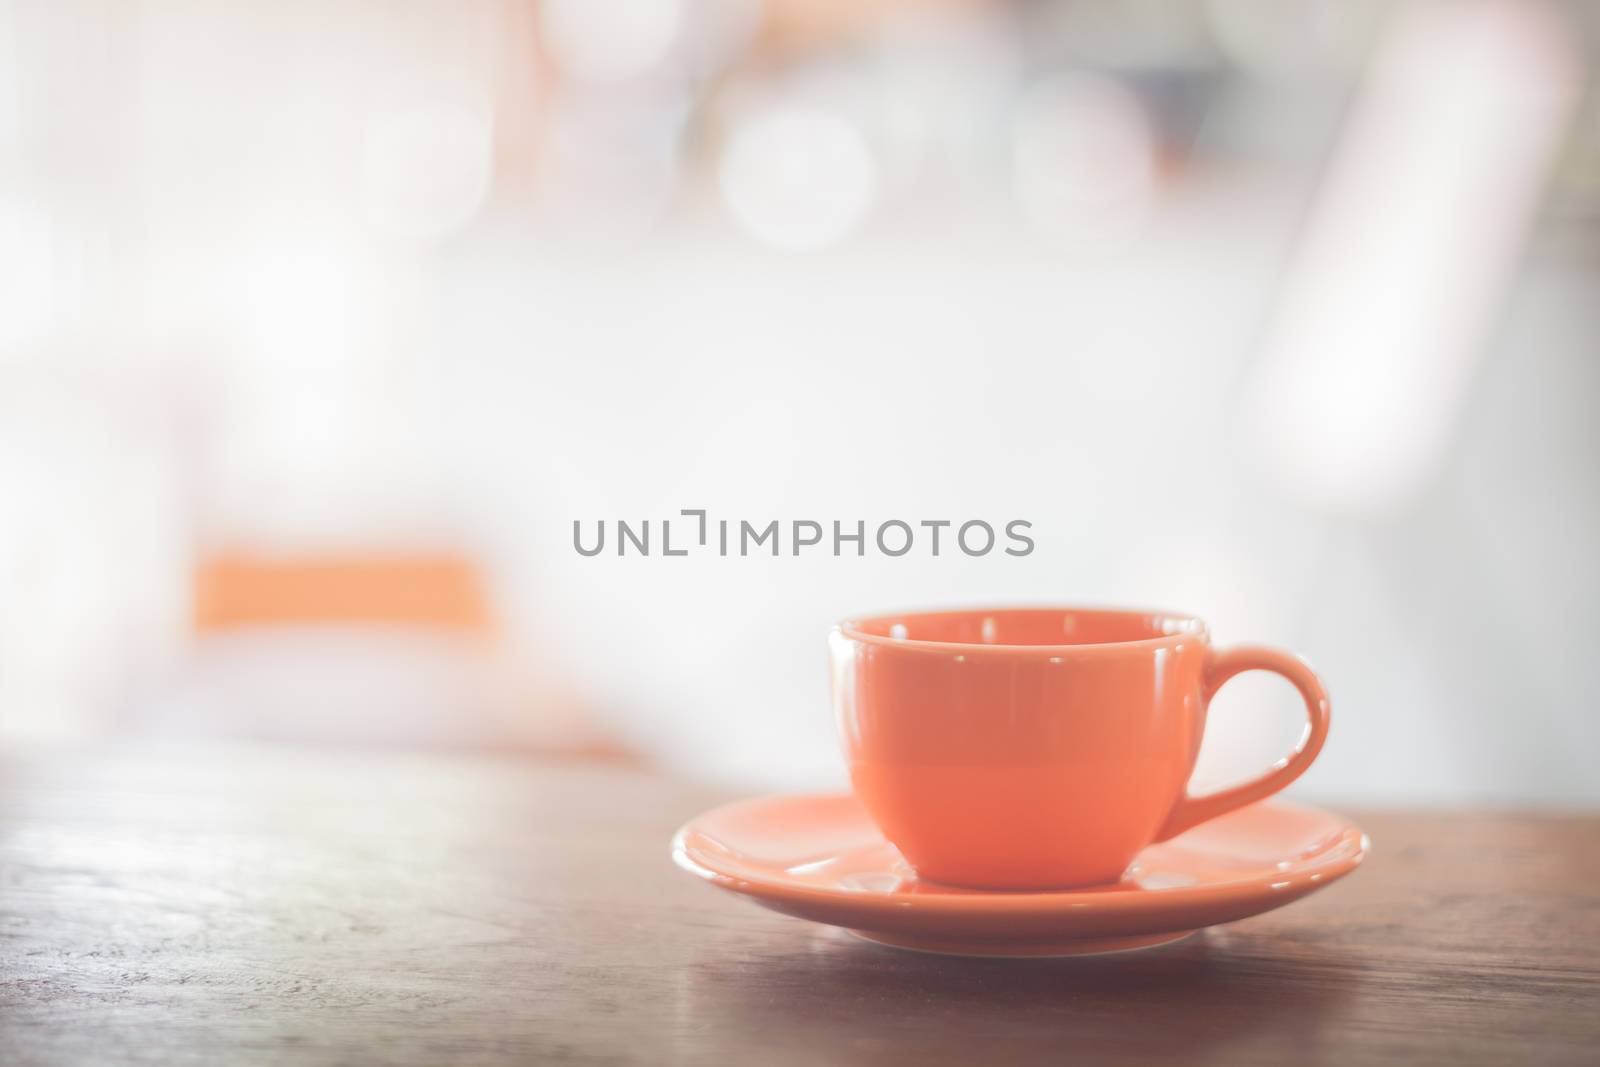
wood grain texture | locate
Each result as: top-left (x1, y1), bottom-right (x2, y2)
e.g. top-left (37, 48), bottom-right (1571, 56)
top-left (1, 747), bottom-right (1597, 1066)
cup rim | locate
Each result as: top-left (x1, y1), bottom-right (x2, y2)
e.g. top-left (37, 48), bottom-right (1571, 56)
top-left (835, 605), bottom-right (1208, 654)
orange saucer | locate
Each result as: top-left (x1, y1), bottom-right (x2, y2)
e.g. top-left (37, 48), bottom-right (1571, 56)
top-left (672, 794), bottom-right (1367, 957)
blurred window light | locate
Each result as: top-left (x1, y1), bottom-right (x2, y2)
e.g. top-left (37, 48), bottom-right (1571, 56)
top-left (718, 106), bottom-right (879, 251)
top-left (360, 103), bottom-right (494, 243)
top-left (0, 11), bottom-right (18, 150)
top-left (540, 0), bottom-right (683, 82)
top-left (1010, 73), bottom-right (1156, 241)
top-left (0, 199), bottom-right (58, 353)
top-left (1239, 0), bottom-right (1583, 516)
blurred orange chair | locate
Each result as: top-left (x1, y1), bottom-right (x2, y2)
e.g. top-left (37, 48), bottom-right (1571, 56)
top-left (194, 554), bottom-right (494, 634)
top-left (122, 550), bottom-right (630, 761)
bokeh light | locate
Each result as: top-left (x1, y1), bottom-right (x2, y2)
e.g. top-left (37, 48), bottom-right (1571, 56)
top-left (718, 106), bottom-right (879, 251)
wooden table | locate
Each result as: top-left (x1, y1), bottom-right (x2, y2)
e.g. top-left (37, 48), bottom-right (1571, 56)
top-left (2, 747), bottom-right (1597, 1065)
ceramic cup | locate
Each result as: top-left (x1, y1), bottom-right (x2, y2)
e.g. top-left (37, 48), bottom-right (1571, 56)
top-left (829, 607), bottom-right (1330, 890)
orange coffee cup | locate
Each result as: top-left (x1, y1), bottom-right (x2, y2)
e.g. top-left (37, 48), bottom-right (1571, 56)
top-left (829, 607), bottom-right (1330, 890)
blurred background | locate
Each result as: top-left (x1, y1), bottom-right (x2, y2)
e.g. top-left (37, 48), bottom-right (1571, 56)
top-left (1, 0), bottom-right (1596, 809)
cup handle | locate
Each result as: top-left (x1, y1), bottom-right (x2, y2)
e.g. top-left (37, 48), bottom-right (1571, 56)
top-left (1153, 645), bottom-right (1331, 842)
